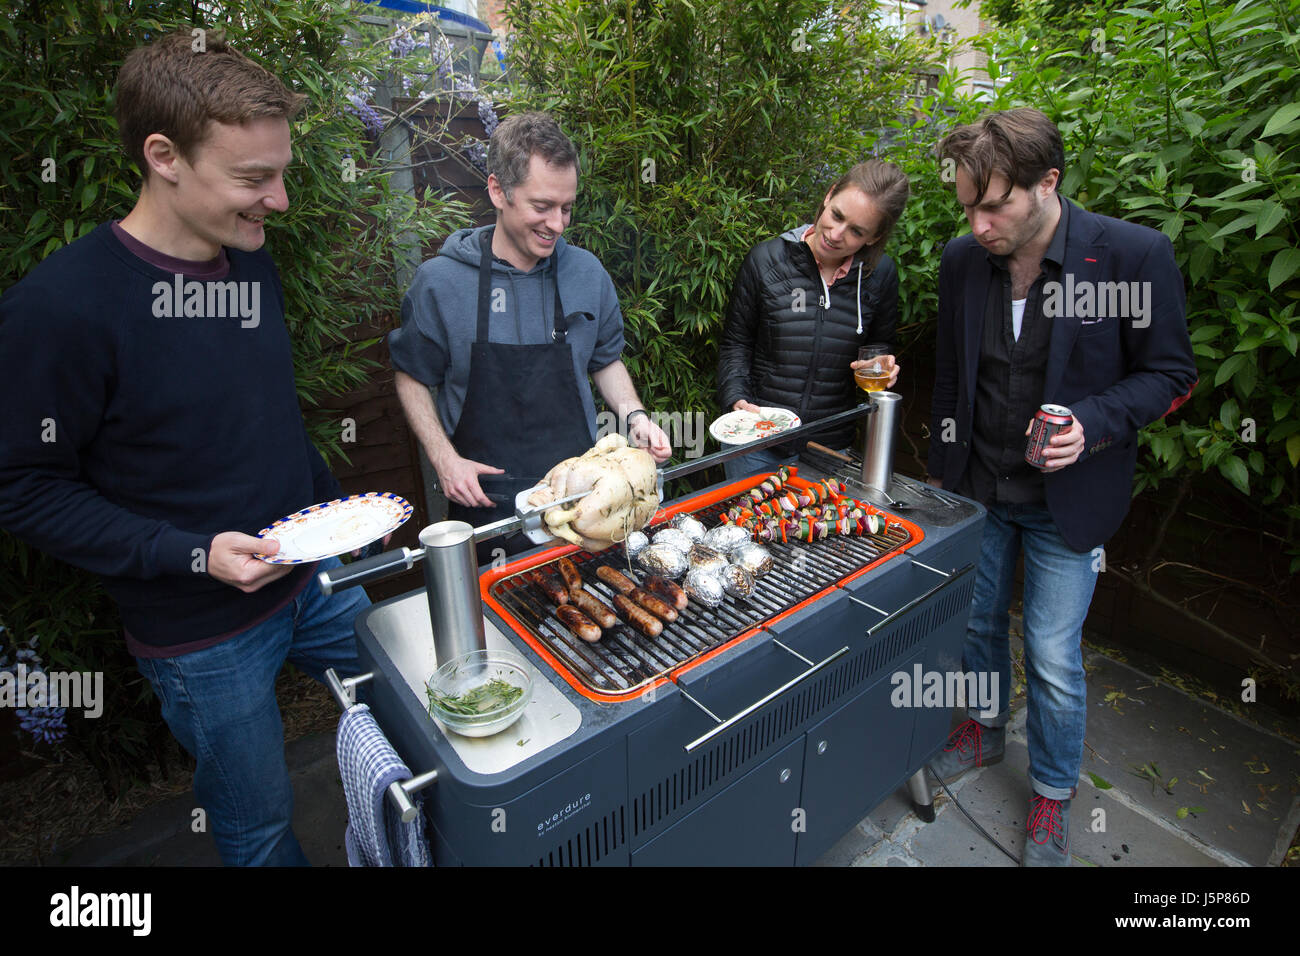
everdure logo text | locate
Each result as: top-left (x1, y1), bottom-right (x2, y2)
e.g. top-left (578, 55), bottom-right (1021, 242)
top-left (536, 792), bottom-right (592, 836)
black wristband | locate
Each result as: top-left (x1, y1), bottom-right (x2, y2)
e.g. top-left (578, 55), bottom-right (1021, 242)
top-left (626, 409), bottom-right (649, 425)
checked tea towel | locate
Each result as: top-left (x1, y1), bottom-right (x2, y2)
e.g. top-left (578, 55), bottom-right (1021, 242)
top-left (337, 702), bottom-right (432, 867)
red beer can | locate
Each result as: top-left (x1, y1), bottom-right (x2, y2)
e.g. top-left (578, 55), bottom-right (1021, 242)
top-left (1025, 404), bottom-right (1073, 469)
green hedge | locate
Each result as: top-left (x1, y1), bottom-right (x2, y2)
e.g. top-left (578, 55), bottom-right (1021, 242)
top-left (969, 0), bottom-right (1300, 567)
top-left (0, 0), bottom-right (464, 790)
top-left (502, 0), bottom-right (935, 458)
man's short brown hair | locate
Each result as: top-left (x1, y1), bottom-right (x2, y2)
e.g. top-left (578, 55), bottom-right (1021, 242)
top-left (114, 31), bottom-right (306, 180)
top-left (939, 107), bottom-right (1065, 205)
top-left (486, 112), bottom-right (579, 199)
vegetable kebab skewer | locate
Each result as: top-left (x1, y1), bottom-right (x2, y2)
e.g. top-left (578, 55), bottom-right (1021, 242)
top-left (718, 470), bottom-right (892, 544)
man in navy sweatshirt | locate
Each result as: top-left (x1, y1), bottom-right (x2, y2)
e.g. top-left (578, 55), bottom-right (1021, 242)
top-left (0, 32), bottom-right (369, 865)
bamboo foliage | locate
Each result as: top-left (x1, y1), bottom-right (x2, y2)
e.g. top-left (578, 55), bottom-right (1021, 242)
top-left (0, 0), bottom-right (464, 784)
top-left (502, 0), bottom-right (935, 437)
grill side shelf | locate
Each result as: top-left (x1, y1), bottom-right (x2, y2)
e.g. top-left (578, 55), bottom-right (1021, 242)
top-left (674, 564), bottom-right (976, 756)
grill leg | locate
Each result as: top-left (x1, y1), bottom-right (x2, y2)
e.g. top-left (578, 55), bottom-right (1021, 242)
top-left (906, 769), bottom-right (936, 823)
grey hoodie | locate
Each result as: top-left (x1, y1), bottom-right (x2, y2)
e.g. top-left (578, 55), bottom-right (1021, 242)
top-left (389, 224), bottom-right (625, 441)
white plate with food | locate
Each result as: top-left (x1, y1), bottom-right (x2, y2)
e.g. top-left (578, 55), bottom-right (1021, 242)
top-left (254, 492), bottom-right (413, 564)
top-left (709, 407), bottom-right (802, 445)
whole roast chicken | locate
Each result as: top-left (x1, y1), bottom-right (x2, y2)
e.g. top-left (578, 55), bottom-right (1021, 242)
top-left (526, 434), bottom-right (659, 551)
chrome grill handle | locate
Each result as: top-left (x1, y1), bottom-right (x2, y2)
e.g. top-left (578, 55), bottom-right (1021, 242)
top-left (843, 562), bottom-right (974, 636)
top-left (682, 644), bottom-right (850, 753)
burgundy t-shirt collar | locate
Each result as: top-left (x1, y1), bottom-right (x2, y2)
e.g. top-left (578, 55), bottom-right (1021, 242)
top-left (111, 220), bottom-right (231, 280)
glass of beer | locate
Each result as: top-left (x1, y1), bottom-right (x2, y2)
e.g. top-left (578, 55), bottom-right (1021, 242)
top-left (855, 345), bottom-right (892, 392)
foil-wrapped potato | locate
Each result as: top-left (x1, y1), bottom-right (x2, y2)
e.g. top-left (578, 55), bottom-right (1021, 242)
top-left (719, 564), bottom-right (755, 598)
top-left (684, 568), bottom-right (725, 608)
top-left (624, 530), bottom-right (650, 558)
top-left (729, 541), bottom-right (775, 577)
top-left (687, 543), bottom-right (729, 574)
top-left (670, 513), bottom-right (707, 542)
top-left (652, 527), bottom-right (693, 552)
top-left (703, 524), bottom-right (751, 553)
top-left (637, 543), bottom-right (688, 579)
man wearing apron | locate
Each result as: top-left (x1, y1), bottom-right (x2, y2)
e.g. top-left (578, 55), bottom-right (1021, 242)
top-left (390, 112), bottom-right (671, 564)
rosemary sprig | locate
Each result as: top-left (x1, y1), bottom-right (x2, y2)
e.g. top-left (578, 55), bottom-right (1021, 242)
top-left (428, 678), bottom-right (523, 719)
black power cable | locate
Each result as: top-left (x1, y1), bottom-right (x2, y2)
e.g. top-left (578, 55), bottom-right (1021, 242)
top-left (926, 763), bottom-right (1022, 865)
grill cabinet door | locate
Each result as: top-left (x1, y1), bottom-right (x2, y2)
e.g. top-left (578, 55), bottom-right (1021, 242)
top-left (793, 651), bottom-right (922, 866)
top-left (630, 736), bottom-right (806, 866)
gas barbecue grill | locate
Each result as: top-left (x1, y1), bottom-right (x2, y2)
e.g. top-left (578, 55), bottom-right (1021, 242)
top-left (329, 405), bottom-right (986, 865)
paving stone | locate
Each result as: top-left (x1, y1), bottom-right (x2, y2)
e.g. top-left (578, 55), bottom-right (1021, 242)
top-left (813, 821), bottom-right (883, 867)
top-left (1071, 783), bottom-right (1226, 867)
top-left (864, 787), bottom-right (918, 837)
top-left (62, 788), bottom-right (217, 866)
top-left (1080, 652), bottom-right (1300, 867)
top-left (63, 732), bottom-right (342, 866)
top-left (854, 838), bottom-right (920, 866)
top-left (288, 733), bottom-right (350, 867)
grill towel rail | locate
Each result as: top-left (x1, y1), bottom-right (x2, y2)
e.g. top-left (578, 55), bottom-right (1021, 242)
top-left (325, 668), bottom-right (439, 822)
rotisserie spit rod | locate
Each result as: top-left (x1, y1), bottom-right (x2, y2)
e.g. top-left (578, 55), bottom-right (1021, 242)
top-left (318, 403), bottom-right (876, 595)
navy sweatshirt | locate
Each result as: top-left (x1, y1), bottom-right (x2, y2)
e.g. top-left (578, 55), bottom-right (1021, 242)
top-left (0, 222), bottom-right (341, 650)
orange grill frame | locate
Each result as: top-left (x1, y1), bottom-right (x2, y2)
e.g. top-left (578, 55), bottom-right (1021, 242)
top-left (479, 473), bottom-right (926, 704)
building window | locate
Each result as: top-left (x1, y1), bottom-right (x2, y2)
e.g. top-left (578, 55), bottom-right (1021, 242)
top-left (970, 78), bottom-right (1007, 102)
top-left (876, 0), bottom-right (925, 35)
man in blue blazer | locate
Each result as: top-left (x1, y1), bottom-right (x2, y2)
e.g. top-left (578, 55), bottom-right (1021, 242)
top-left (926, 108), bottom-right (1197, 865)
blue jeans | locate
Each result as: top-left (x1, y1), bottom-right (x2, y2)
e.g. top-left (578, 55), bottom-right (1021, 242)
top-left (963, 503), bottom-right (1098, 800)
top-left (135, 556), bottom-right (370, 866)
top-left (722, 446), bottom-right (801, 482)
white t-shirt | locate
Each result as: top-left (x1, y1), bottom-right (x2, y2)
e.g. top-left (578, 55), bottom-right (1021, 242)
top-left (1012, 298), bottom-right (1027, 341)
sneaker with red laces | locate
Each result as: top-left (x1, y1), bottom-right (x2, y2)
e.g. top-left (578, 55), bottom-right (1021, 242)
top-left (1023, 794), bottom-right (1071, 866)
top-left (926, 718), bottom-right (1005, 783)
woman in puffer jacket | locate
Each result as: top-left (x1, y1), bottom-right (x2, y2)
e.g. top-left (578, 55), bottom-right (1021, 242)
top-left (716, 159), bottom-right (910, 480)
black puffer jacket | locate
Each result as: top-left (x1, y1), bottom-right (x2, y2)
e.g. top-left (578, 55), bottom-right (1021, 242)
top-left (716, 225), bottom-right (899, 450)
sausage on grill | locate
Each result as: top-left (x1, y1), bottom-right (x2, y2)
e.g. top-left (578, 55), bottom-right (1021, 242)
top-left (556, 605), bottom-right (601, 643)
top-left (529, 569), bottom-right (569, 606)
top-left (613, 593), bottom-right (663, 637)
top-left (645, 575), bottom-right (688, 611)
top-left (568, 588), bottom-right (617, 629)
top-left (557, 557), bottom-right (583, 593)
top-left (629, 587), bottom-right (678, 623)
top-left (596, 565), bottom-right (637, 594)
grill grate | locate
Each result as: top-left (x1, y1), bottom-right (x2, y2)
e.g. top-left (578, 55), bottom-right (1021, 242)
top-left (489, 496), bottom-right (911, 696)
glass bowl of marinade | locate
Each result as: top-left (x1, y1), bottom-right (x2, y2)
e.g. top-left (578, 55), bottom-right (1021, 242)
top-left (425, 648), bottom-right (534, 738)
